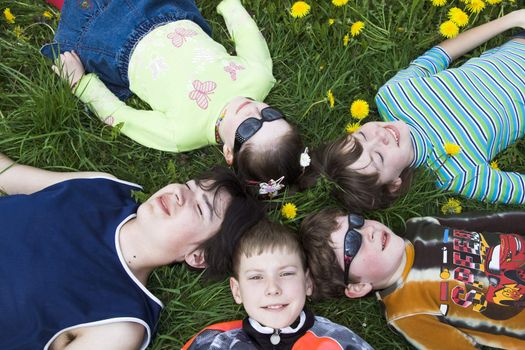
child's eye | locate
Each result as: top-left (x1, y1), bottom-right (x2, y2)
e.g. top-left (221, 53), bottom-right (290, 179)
top-left (375, 152), bottom-right (384, 164)
top-left (248, 275), bottom-right (262, 280)
top-left (280, 271), bottom-right (295, 277)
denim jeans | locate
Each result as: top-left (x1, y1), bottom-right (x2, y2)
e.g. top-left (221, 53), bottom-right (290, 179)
top-left (41, 0), bottom-right (211, 100)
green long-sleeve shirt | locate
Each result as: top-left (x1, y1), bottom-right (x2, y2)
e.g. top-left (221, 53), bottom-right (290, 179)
top-left (74, 0), bottom-right (275, 152)
top-left (376, 42), bottom-right (525, 204)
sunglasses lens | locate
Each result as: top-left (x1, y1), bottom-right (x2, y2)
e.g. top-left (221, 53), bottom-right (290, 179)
top-left (344, 230), bottom-right (362, 259)
top-left (261, 107), bottom-right (284, 121)
top-left (348, 214), bottom-right (364, 228)
top-left (236, 118), bottom-right (261, 141)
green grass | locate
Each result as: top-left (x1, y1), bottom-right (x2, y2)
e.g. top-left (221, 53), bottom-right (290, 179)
top-left (1, 0), bottom-right (524, 349)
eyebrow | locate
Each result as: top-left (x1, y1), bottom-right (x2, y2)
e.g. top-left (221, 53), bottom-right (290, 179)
top-left (357, 131), bottom-right (367, 140)
top-left (243, 265), bottom-right (298, 274)
top-left (202, 191), bottom-right (213, 221)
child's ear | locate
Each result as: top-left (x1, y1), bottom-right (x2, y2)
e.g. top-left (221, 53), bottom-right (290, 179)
top-left (344, 282), bottom-right (372, 299)
top-left (184, 249), bottom-right (207, 269)
top-left (305, 269), bottom-right (314, 297)
top-left (229, 277), bottom-right (243, 304)
top-left (388, 177), bottom-right (402, 193)
top-left (222, 144), bottom-right (234, 166)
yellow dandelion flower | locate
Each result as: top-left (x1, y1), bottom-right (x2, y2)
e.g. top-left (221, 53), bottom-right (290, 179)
top-left (466, 0), bottom-right (485, 13)
top-left (327, 90), bottom-right (335, 108)
top-left (485, 0), bottom-right (501, 4)
top-left (4, 8), bottom-right (15, 24)
top-left (431, 0), bottom-right (447, 6)
top-left (448, 8), bottom-right (469, 27)
top-left (328, 18), bottom-right (335, 26)
top-left (281, 202), bottom-right (297, 220)
top-left (345, 122), bottom-right (361, 134)
top-left (290, 1), bottom-right (311, 18)
top-left (43, 10), bottom-right (53, 19)
top-left (13, 25), bottom-right (23, 38)
top-left (439, 20), bottom-right (459, 39)
top-left (350, 100), bottom-right (369, 120)
top-left (350, 21), bottom-right (365, 37)
top-left (332, 0), bottom-right (349, 6)
top-left (441, 198), bottom-right (463, 215)
top-left (343, 34), bottom-right (349, 46)
top-left (444, 142), bottom-right (461, 156)
top-left (490, 160), bottom-right (500, 170)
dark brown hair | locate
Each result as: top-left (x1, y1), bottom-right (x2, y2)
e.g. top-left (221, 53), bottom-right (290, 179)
top-left (234, 123), bottom-right (304, 189)
top-left (195, 166), bottom-right (265, 280)
top-left (232, 219), bottom-right (306, 279)
top-left (300, 135), bottom-right (412, 212)
top-left (299, 208), bottom-right (347, 299)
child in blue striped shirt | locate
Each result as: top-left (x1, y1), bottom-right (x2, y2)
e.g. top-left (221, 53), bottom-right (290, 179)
top-left (304, 10), bottom-right (525, 211)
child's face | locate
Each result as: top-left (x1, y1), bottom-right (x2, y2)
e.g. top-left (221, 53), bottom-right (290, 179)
top-left (230, 247), bottom-right (312, 329)
top-left (330, 216), bottom-right (406, 290)
top-left (220, 97), bottom-right (292, 163)
top-left (135, 180), bottom-right (231, 267)
top-left (348, 121), bottom-right (414, 187)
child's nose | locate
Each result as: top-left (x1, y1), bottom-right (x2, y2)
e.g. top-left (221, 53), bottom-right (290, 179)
top-left (173, 186), bottom-right (191, 206)
top-left (373, 128), bottom-right (389, 145)
top-left (265, 279), bottom-right (282, 296)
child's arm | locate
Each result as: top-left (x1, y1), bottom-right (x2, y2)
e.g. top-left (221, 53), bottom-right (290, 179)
top-left (391, 314), bottom-right (478, 350)
top-left (379, 10), bottom-right (524, 87)
top-left (217, 0), bottom-right (273, 73)
top-left (449, 165), bottom-right (525, 206)
top-left (393, 313), bottom-right (525, 349)
top-left (0, 153), bottom-right (113, 195)
top-left (438, 9), bottom-right (525, 61)
top-left (435, 211), bottom-right (525, 235)
top-left (54, 52), bottom-right (180, 152)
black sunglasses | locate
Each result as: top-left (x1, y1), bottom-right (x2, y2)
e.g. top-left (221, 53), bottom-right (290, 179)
top-left (233, 107), bottom-right (284, 154)
top-left (343, 213), bottom-right (365, 285)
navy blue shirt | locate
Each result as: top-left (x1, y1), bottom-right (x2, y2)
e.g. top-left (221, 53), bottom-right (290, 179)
top-left (0, 178), bottom-right (163, 350)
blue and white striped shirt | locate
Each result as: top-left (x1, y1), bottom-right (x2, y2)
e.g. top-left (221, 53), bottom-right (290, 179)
top-left (376, 41), bottom-right (525, 204)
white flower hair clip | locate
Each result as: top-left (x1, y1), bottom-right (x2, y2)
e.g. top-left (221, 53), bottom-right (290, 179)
top-left (259, 176), bottom-right (285, 197)
top-left (300, 147), bottom-right (311, 168)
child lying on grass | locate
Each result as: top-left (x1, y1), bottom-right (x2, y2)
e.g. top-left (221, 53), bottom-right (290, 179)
top-left (303, 10), bottom-right (525, 211)
top-left (44, 0), bottom-right (304, 187)
top-left (183, 219), bottom-right (373, 350)
top-left (300, 208), bottom-right (525, 349)
top-left (0, 152), bottom-right (264, 350)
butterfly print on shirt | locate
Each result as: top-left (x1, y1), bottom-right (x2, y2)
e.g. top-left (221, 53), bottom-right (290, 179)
top-left (167, 28), bottom-right (197, 48)
top-left (224, 62), bottom-right (245, 81)
top-left (189, 80), bottom-right (217, 110)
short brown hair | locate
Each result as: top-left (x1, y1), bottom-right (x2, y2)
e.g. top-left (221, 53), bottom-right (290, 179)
top-left (232, 219), bottom-right (306, 279)
top-left (299, 208), bottom-right (346, 299)
top-left (301, 135), bottom-right (412, 212)
top-left (234, 123), bottom-right (304, 188)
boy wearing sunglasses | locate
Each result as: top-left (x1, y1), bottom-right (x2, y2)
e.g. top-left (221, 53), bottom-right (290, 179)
top-left (300, 209), bottom-right (525, 350)
top-left (183, 219), bottom-right (372, 350)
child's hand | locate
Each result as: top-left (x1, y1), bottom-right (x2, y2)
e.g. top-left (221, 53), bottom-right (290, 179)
top-left (516, 9), bottom-right (525, 29)
top-left (509, 9), bottom-right (525, 29)
top-left (52, 51), bottom-right (85, 89)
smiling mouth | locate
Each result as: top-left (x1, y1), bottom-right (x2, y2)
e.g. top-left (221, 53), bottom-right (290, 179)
top-left (384, 126), bottom-right (400, 146)
top-left (262, 304), bottom-right (288, 311)
top-left (382, 231), bottom-right (388, 251)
